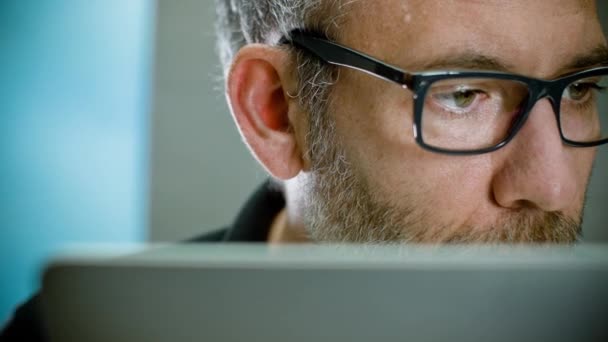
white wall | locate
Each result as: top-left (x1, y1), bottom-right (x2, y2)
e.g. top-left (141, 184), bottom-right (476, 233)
top-left (149, 1), bottom-right (608, 242)
top-left (149, 0), bottom-right (264, 241)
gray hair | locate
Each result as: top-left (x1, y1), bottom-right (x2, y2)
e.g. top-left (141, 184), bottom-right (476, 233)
top-left (215, 0), bottom-right (353, 161)
top-left (215, 0), bottom-right (346, 73)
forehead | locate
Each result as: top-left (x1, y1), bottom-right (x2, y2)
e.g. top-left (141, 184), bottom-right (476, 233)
top-left (338, 0), bottom-right (605, 77)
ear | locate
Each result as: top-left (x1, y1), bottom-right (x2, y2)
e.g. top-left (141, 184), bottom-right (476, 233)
top-left (226, 44), bottom-right (306, 180)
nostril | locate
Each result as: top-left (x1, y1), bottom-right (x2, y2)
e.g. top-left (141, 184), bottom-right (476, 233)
top-left (513, 199), bottom-right (540, 210)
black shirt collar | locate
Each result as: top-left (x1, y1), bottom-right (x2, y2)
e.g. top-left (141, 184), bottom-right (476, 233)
top-left (223, 179), bottom-right (285, 242)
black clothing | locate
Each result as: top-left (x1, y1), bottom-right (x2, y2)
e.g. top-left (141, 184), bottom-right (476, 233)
top-left (187, 179), bottom-right (285, 243)
top-left (0, 295), bottom-right (46, 342)
top-left (0, 181), bottom-right (284, 342)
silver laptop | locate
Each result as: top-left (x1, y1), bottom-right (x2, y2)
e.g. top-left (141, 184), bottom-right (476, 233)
top-left (41, 244), bottom-right (608, 342)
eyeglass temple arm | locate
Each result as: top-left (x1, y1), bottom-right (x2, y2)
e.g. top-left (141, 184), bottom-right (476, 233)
top-left (287, 31), bottom-right (413, 88)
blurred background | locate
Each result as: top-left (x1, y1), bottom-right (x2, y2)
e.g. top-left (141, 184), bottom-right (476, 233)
top-left (1, 0), bottom-right (607, 326)
top-left (0, 1), bottom-right (154, 324)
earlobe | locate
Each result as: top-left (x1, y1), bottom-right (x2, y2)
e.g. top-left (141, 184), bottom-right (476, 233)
top-left (227, 44), bottom-right (305, 180)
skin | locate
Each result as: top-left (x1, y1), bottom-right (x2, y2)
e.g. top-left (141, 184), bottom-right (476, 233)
top-left (227, 0), bottom-right (607, 243)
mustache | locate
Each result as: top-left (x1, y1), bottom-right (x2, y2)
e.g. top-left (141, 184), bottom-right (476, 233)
top-left (404, 210), bottom-right (582, 244)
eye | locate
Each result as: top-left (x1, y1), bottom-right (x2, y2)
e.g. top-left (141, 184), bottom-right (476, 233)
top-left (564, 82), bottom-right (604, 102)
top-left (432, 89), bottom-right (485, 111)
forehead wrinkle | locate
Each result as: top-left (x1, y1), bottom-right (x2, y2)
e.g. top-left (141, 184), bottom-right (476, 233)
top-left (437, 0), bottom-right (594, 15)
top-left (338, 0), bottom-right (604, 73)
top-left (339, 0), bottom-right (598, 35)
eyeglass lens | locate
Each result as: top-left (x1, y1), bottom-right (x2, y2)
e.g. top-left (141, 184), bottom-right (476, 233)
top-left (560, 74), bottom-right (607, 143)
top-left (420, 73), bottom-right (608, 151)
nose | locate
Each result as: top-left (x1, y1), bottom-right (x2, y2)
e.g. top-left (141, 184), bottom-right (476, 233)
top-left (491, 99), bottom-right (578, 211)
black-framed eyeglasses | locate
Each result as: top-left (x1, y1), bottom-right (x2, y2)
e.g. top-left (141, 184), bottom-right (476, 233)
top-left (283, 30), bottom-right (608, 155)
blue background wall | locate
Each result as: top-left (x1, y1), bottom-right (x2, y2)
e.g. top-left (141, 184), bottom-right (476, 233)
top-left (0, 1), bottom-right (154, 324)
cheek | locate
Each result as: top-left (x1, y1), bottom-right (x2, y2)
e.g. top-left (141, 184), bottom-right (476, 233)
top-left (359, 148), bottom-right (495, 225)
top-left (331, 74), bottom-right (495, 219)
top-left (332, 69), bottom-right (415, 158)
top-left (572, 147), bottom-right (596, 198)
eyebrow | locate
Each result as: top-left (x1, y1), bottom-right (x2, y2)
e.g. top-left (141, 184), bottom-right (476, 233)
top-left (561, 45), bottom-right (608, 71)
top-left (417, 52), bottom-right (515, 72)
top-left (421, 51), bottom-right (513, 72)
top-left (415, 45), bottom-right (608, 76)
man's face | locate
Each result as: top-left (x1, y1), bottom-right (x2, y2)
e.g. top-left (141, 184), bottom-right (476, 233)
top-left (299, 0), bottom-right (607, 243)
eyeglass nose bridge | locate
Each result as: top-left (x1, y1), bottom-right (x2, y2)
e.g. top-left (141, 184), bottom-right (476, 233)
top-left (533, 79), bottom-right (565, 114)
top-left (507, 79), bottom-right (566, 143)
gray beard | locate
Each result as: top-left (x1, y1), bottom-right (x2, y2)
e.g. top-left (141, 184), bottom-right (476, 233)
top-left (300, 116), bottom-right (582, 244)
